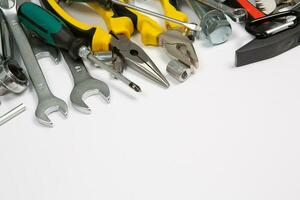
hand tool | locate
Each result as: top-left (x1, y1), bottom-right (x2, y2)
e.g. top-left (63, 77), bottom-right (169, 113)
top-left (44, 0), bottom-right (169, 88)
top-left (87, 2), bottom-right (169, 87)
top-left (109, 0), bottom-right (199, 71)
top-left (28, 34), bottom-right (61, 63)
top-left (67, 0), bottom-right (201, 33)
top-left (166, 59), bottom-right (192, 82)
top-left (245, 1), bottom-right (300, 38)
top-left (0, 59), bottom-right (29, 96)
top-left (158, 0), bottom-right (189, 32)
top-left (0, 9), bottom-right (28, 96)
top-left (272, 0), bottom-right (300, 13)
top-left (195, 0), bottom-right (247, 22)
top-left (0, 12), bottom-right (12, 59)
top-left (0, 0), bottom-right (68, 127)
top-left (28, 26), bottom-right (111, 113)
top-left (0, 103), bottom-right (26, 126)
top-left (184, 0), bottom-right (232, 44)
top-left (61, 50), bottom-right (110, 113)
top-left (245, 10), bottom-right (300, 38)
top-left (19, 2), bottom-right (142, 93)
top-left (157, 0), bottom-right (199, 44)
top-left (236, 0), bottom-right (266, 19)
top-left (236, 20), bottom-right (300, 66)
top-left (256, 0), bottom-right (277, 14)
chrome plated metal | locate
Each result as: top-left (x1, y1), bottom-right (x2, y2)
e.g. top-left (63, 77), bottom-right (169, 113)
top-left (0, 103), bottom-right (26, 126)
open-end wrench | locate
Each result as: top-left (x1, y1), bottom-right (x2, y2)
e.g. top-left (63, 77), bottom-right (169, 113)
top-left (61, 50), bottom-right (110, 113)
top-left (196, 0), bottom-right (248, 22)
top-left (0, 0), bottom-right (68, 127)
top-left (28, 34), bottom-right (61, 64)
top-left (0, 7), bottom-right (28, 97)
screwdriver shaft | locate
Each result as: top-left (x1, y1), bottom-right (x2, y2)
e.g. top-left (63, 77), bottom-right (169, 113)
top-left (111, 0), bottom-right (201, 32)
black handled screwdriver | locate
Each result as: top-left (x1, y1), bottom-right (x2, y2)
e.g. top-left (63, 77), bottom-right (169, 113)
top-left (17, 2), bottom-right (141, 92)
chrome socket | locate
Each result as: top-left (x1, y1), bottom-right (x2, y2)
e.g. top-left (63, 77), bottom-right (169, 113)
top-left (0, 59), bottom-right (29, 96)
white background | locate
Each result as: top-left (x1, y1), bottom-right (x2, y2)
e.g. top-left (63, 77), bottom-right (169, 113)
top-left (1, 0), bottom-right (300, 199)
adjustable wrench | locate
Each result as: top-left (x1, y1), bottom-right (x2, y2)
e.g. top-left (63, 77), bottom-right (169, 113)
top-left (0, 0), bottom-right (68, 127)
top-left (61, 50), bottom-right (110, 113)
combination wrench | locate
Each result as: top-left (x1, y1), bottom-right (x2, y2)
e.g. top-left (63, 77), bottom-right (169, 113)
top-left (0, 9), bottom-right (28, 97)
top-left (61, 50), bottom-right (110, 113)
top-left (0, 0), bottom-right (68, 127)
top-left (195, 0), bottom-right (247, 22)
top-left (29, 34), bottom-right (61, 64)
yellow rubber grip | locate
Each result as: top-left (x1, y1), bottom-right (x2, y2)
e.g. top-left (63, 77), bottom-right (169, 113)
top-left (117, 0), bottom-right (163, 46)
top-left (159, 0), bottom-right (188, 30)
top-left (134, 11), bottom-right (164, 46)
top-left (88, 2), bottom-right (134, 38)
top-left (47, 0), bottom-right (111, 52)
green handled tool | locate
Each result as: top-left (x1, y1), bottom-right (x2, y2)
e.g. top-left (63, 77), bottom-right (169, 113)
top-left (17, 2), bottom-right (141, 93)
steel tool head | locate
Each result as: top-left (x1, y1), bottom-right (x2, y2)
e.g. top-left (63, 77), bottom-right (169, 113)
top-left (110, 34), bottom-right (170, 88)
top-left (255, 0), bottom-right (277, 14)
top-left (35, 96), bottom-right (68, 127)
top-left (70, 78), bottom-right (110, 113)
top-left (159, 29), bottom-right (199, 71)
top-left (62, 50), bottom-right (110, 113)
top-left (236, 23), bottom-right (300, 66)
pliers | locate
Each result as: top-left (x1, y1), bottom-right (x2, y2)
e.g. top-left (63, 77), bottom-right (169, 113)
top-left (110, 0), bottom-right (199, 71)
top-left (40, 0), bottom-right (170, 88)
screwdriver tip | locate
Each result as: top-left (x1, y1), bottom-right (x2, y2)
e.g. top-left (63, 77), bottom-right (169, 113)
top-left (129, 82), bottom-right (142, 93)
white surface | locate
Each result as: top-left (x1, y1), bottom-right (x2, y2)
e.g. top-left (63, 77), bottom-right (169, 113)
top-left (1, 1), bottom-right (300, 200)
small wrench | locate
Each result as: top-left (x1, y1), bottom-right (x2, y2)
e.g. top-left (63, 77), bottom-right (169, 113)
top-left (196, 0), bottom-right (247, 22)
top-left (0, 0), bottom-right (68, 127)
top-left (61, 50), bottom-right (110, 113)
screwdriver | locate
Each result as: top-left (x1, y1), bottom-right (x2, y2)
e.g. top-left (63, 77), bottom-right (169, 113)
top-left (17, 2), bottom-right (141, 93)
top-left (64, 0), bottom-right (201, 33)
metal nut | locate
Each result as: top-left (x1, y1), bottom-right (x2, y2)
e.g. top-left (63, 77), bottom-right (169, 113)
top-left (167, 59), bottom-right (192, 82)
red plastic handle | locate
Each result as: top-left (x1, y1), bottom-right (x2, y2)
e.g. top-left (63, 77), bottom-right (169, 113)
top-left (237, 0), bottom-right (266, 19)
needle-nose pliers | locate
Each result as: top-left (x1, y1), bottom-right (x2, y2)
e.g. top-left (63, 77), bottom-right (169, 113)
top-left (110, 0), bottom-right (199, 71)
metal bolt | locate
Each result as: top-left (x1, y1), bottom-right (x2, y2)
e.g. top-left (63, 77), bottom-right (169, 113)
top-left (184, 0), bottom-right (232, 45)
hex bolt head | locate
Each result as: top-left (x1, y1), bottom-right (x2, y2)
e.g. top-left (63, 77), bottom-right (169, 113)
top-left (201, 10), bottom-right (232, 45)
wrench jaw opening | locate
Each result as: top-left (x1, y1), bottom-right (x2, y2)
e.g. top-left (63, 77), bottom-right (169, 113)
top-left (35, 96), bottom-right (68, 127)
top-left (70, 79), bottom-right (110, 114)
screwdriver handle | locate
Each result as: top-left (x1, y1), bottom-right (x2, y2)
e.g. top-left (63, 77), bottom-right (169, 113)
top-left (159, 0), bottom-right (188, 30)
top-left (18, 2), bottom-right (84, 59)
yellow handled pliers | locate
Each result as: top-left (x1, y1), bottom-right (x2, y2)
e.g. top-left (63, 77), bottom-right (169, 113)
top-left (40, 0), bottom-right (170, 88)
top-left (111, 0), bottom-right (199, 71)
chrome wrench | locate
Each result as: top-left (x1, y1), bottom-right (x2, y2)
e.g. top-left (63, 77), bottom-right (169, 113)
top-left (61, 50), bottom-right (110, 113)
top-left (0, 0), bottom-right (68, 127)
top-left (195, 0), bottom-right (247, 22)
top-left (29, 33), bottom-right (61, 64)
